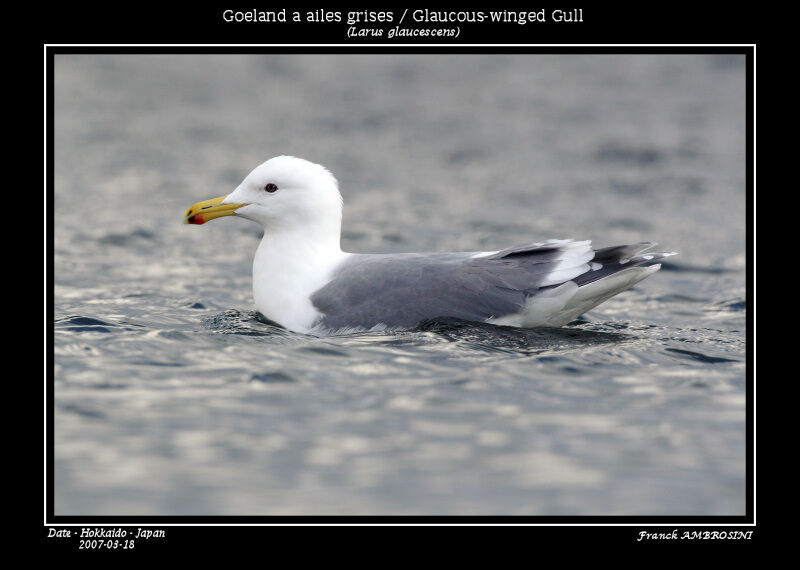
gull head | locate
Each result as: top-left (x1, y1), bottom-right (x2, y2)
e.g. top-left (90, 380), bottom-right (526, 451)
top-left (183, 156), bottom-right (343, 230)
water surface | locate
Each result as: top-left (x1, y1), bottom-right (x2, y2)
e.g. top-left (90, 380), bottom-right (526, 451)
top-left (53, 54), bottom-right (747, 515)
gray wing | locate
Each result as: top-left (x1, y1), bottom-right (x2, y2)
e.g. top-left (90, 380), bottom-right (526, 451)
top-left (310, 240), bottom-right (667, 331)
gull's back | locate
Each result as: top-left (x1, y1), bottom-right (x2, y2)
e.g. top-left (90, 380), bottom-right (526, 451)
top-left (309, 239), bottom-right (674, 334)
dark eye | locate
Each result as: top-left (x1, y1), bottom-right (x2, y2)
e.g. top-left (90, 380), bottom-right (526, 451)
top-left (264, 183), bottom-right (278, 193)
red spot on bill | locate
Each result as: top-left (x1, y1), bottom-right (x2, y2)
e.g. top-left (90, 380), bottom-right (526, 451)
top-left (188, 215), bottom-right (206, 225)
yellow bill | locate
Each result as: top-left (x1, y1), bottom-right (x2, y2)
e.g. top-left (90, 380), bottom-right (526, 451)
top-left (183, 196), bottom-right (246, 225)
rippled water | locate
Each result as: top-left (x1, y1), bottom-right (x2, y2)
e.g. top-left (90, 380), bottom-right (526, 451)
top-left (52, 53), bottom-right (747, 515)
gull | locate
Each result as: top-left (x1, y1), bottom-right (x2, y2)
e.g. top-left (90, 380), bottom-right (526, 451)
top-left (184, 156), bottom-right (675, 335)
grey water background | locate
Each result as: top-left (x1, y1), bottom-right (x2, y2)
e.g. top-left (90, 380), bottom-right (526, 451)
top-left (53, 54), bottom-right (747, 516)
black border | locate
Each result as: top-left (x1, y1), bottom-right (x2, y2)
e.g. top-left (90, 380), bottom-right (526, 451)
top-left (45, 44), bottom-right (754, 539)
top-left (41, 6), bottom-right (760, 45)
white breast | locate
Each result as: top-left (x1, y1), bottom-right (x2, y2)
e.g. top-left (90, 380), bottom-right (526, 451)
top-left (251, 231), bottom-right (349, 333)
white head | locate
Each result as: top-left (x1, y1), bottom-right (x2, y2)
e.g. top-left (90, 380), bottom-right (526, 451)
top-left (184, 156), bottom-right (343, 238)
top-left (225, 156), bottom-right (342, 228)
